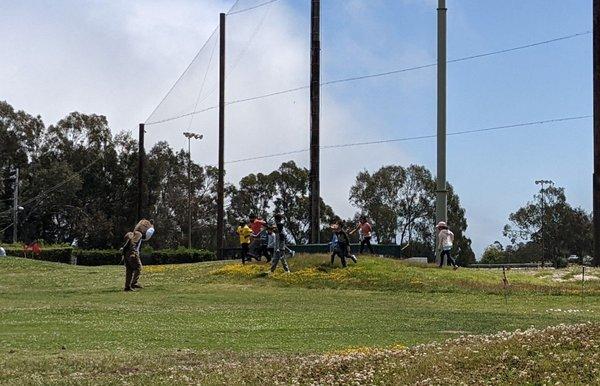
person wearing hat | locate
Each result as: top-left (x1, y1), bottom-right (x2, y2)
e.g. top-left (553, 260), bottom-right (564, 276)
top-left (436, 221), bottom-right (457, 269)
top-left (121, 218), bottom-right (155, 291)
top-left (270, 220), bottom-right (290, 273)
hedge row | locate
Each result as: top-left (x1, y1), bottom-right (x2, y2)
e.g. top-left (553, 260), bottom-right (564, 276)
top-left (2, 244), bottom-right (216, 266)
top-left (73, 248), bottom-right (216, 266)
top-left (3, 245), bottom-right (73, 264)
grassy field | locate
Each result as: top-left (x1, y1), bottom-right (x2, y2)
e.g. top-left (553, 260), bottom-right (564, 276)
top-left (1, 255), bottom-right (599, 385)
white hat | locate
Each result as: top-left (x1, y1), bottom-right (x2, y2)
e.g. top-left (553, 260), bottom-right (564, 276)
top-left (436, 221), bottom-right (447, 229)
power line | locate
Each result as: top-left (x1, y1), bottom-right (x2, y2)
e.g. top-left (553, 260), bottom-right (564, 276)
top-left (145, 30), bottom-right (591, 126)
top-left (225, 115), bottom-right (591, 164)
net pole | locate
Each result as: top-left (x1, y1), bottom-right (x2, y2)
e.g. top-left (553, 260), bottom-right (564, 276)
top-left (309, 0), bottom-right (321, 243)
top-left (435, 0), bottom-right (448, 265)
top-left (217, 12), bottom-right (226, 259)
top-left (137, 123), bottom-right (145, 220)
top-left (594, 0), bottom-right (600, 267)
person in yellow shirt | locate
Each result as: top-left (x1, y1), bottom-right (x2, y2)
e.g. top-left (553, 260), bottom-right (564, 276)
top-left (236, 220), bottom-right (252, 264)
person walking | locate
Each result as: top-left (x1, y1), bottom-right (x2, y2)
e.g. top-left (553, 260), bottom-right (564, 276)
top-left (236, 220), bottom-right (252, 264)
top-left (331, 222), bottom-right (356, 267)
top-left (351, 216), bottom-right (374, 254)
top-left (266, 226), bottom-right (276, 261)
top-left (329, 224), bottom-right (340, 266)
top-left (270, 223), bottom-right (290, 273)
top-left (436, 221), bottom-right (458, 269)
top-left (121, 219), bottom-right (155, 291)
top-left (273, 213), bottom-right (295, 258)
top-left (247, 214), bottom-right (266, 259)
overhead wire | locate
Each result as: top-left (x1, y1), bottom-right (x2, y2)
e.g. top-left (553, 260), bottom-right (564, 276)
top-left (145, 30), bottom-right (591, 126)
top-left (224, 115), bottom-right (591, 164)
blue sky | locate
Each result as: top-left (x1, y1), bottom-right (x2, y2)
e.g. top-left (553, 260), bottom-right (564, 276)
top-left (0, 0), bottom-right (593, 256)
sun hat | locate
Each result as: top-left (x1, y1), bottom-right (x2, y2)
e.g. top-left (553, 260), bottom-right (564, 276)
top-left (435, 221), bottom-right (447, 229)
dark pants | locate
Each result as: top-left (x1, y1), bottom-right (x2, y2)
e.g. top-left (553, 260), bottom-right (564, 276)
top-left (360, 236), bottom-right (374, 254)
top-left (258, 245), bottom-right (271, 262)
top-left (241, 243), bottom-right (249, 263)
top-left (439, 249), bottom-right (457, 267)
top-left (124, 252), bottom-right (142, 289)
top-left (332, 243), bottom-right (348, 267)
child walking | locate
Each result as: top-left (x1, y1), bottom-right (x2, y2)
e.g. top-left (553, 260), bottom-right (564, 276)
top-left (236, 220), bottom-right (252, 264)
top-left (436, 221), bottom-right (458, 269)
top-left (270, 222), bottom-right (290, 273)
top-left (331, 222), bottom-right (357, 267)
top-left (274, 213), bottom-right (295, 258)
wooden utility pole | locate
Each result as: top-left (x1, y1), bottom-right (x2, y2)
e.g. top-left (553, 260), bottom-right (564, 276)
top-left (217, 12), bottom-right (226, 259)
top-left (594, 0), bottom-right (600, 267)
top-left (309, 0), bottom-right (321, 243)
top-left (435, 0), bottom-right (447, 264)
top-left (137, 123), bottom-right (145, 220)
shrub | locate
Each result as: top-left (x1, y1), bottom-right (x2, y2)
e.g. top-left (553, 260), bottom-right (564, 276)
top-left (73, 249), bottom-right (122, 266)
top-left (150, 248), bottom-right (216, 265)
top-left (73, 248), bottom-right (216, 266)
top-left (2, 244), bottom-right (73, 264)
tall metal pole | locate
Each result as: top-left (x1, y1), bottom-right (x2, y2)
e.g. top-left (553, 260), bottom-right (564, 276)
top-left (217, 12), bottom-right (226, 259)
top-left (435, 0), bottom-right (447, 264)
top-left (594, 0), bottom-right (600, 267)
top-left (183, 132), bottom-right (203, 249)
top-left (309, 0), bottom-right (321, 243)
top-left (137, 123), bottom-right (145, 220)
top-left (12, 168), bottom-right (18, 243)
top-left (188, 137), bottom-right (192, 249)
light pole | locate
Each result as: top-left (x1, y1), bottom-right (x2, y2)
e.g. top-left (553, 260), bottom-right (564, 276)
top-left (183, 132), bottom-right (203, 249)
top-left (535, 179), bottom-right (554, 266)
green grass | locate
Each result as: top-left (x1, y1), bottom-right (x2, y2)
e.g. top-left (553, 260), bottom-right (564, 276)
top-left (0, 255), bottom-right (599, 385)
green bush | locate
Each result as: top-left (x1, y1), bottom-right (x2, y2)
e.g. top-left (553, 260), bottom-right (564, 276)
top-left (73, 248), bottom-right (216, 266)
top-left (73, 249), bottom-right (122, 266)
top-left (2, 244), bottom-right (73, 264)
top-left (151, 248), bottom-right (216, 264)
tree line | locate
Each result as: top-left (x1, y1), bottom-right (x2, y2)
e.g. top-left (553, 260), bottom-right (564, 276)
top-left (481, 184), bottom-right (593, 266)
top-left (0, 101), bottom-right (475, 264)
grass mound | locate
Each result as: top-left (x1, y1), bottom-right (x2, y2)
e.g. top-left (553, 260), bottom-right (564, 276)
top-left (211, 254), bottom-right (600, 295)
top-left (1, 256), bottom-right (600, 385)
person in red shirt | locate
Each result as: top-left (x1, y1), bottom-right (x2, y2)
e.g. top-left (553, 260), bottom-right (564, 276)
top-left (247, 214), bottom-right (266, 260)
top-left (351, 216), bottom-right (374, 254)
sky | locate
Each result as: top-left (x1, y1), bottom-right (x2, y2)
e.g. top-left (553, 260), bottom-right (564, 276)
top-left (0, 0), bottom-right (593, 257)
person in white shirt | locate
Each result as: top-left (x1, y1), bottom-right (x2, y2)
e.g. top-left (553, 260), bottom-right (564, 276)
top-left (436, 221), bottom-right (458, 269)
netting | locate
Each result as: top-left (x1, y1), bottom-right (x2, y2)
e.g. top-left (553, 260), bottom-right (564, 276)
top-left (145, 0), bottom-right (311, 182)
top-left (141, 0), bottom-right (592, 257)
